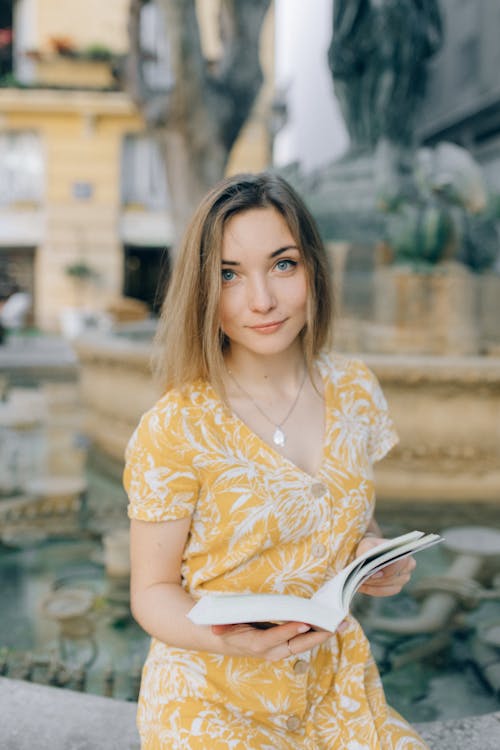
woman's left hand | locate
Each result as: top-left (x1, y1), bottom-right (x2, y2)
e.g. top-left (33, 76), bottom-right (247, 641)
top-left (355, 535), bottom-right (416, 597)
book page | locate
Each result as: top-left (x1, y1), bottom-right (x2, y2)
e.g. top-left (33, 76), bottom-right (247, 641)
top-left (312, 532), bottom-right (442, 609)
top-left (340, 533), bottom-right (442, 607)
top-left (312, 531), bottom-right (423, 606)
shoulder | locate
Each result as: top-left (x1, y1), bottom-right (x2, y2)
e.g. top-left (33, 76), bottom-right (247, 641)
top-left (126, 380), bottom-right (215, 457)
top-left (145, 380), bottom-right (215, 422)
top-left (317, 351), bottom-right (377, 389)
top-left (318, 352), bottom-right (389, 413)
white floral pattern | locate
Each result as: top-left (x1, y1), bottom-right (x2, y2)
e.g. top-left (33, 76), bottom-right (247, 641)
top-left (124, 354), bottom-right (428, 749)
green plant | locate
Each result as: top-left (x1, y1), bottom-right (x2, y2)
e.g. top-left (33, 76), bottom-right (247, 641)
top-left (64, 262), bottom-right (98, 280)
top-left (0, 73), bottom-right (24, 88)
top-left (83, 44), bottom-right (114, 62)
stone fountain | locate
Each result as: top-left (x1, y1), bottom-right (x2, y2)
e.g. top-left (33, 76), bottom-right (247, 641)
top-left (74, 331), bottom-right (500, 507)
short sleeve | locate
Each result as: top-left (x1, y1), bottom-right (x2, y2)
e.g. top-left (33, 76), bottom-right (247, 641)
top-left (355, 361), bottom-right (399, 464)
top-left (123, 396), bottom-right (200, 522)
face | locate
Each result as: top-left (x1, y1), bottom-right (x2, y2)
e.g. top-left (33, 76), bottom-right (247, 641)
top-left (219, 207), bottom-right (308, 359)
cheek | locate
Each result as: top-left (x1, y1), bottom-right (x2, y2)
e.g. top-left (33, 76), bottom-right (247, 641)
top-left (291, 272), bottom-right (308, 312)
top-left (218, 292), bottom-right (237, 330)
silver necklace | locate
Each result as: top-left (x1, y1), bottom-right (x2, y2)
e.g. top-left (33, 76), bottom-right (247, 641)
top-left (227, 366), bottom-right (307, 448)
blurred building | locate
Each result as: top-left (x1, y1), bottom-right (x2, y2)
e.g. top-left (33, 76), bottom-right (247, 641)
top-left (418, 0), bottom-right (500, 193)
top-left (0, 0), bottom-right (273, 330)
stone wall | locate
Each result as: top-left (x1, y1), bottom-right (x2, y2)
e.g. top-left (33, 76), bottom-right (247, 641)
top-left (1, 678), bottom-right (500, 750)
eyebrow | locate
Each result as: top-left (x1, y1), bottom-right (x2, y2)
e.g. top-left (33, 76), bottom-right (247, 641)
top-left (221, 245), bottom-right (300, 265)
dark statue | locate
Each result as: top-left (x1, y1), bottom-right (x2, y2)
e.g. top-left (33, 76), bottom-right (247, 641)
top-left (286, 0), bottom-right (498, 272)
top-left (328, 0), bottom-right (443, 151)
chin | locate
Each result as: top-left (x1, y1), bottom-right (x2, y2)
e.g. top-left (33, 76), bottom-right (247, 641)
top-left (243, 335), bottom-right (303, 357)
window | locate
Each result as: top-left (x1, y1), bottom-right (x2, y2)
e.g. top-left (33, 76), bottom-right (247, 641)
top-left (0, 131), bottom-right (44, 206)
top-left (121, 133), bottom-right (169, 211)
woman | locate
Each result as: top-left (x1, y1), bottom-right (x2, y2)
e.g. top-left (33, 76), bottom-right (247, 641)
top-left (124, 172), bottom-right (427, 749)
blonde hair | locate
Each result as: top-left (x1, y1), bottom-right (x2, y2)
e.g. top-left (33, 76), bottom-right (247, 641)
top-left (152, 172), bottom-right (334, 397)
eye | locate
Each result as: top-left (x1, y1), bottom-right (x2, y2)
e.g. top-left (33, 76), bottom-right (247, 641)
top-left (221, 268), bottom-right (236, 282)
top-left (275, 259), bottom-right (297, 272)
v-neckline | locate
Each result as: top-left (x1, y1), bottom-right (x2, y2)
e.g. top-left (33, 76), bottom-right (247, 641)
top-left (208, 356), bottom-right (333, 482)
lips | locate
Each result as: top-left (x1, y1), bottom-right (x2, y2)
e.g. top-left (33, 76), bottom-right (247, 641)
top-left (248, 319), bottom-right (287, 333)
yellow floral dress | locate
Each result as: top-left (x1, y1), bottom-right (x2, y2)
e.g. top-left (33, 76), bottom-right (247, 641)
top-left (124, 353), bottom-right (428, 749)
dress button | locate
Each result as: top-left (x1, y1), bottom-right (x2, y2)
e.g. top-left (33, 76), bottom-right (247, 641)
top-left (312, 543), bottom-right (326, 558)
top-left (293, 659), bottom-right (308, 675)
top-left (311, 482), bottom-right (327, 498)
top-left (286, 715), bottom-right (301, 732)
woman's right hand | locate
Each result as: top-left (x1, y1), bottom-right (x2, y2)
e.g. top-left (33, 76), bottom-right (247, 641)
top-left (211, 620), bottom-right (343, 661)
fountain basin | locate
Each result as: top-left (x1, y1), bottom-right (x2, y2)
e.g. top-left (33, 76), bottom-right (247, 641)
top-left (75, 332), bottom-right (500, 504)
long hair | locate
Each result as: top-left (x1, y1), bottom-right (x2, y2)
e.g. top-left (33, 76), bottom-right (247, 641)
top-left (152, 172), bottom-right (334, 397)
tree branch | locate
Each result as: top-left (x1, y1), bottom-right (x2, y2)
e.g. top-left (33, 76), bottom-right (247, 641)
top-left (211, 0), bottom-right (272, 150)
top-left (155, 0), bottom-right (207, 120)
top-left (126, 0), bottom-right (172, 125)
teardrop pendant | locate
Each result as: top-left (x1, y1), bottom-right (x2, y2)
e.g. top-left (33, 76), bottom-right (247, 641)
top-left (273, 427), bottom-right (286, 447)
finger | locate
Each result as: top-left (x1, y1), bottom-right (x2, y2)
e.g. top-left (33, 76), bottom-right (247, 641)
top-left (360, 578), bottom-right (411, 596)
top-left (250, 622), bottom-right (312, 660)
top-left (386, 556), bottom-right (416, 575)
top-left (361, 586), bottom-right (405, 597)
top-left (211, 620), bottom-right (310, 639)
top-left (261, 621), bottom-right (311, 645)
top-left (368, 568), bottom-right (413, 583)
top-left (369, 558), bottom-right (416, 581)
top-left (386, 561), bottom-right (416, 578)
top-left (285, 628), bottom-right (333, 657)
top-left (356, 537), bottom-right (385, 555)
top-left (365, 572), bottom-right (412, 589)
top-left (296, 618), bottom-right (349, 636)
top-left (238, 621), bottom-right (311, 654)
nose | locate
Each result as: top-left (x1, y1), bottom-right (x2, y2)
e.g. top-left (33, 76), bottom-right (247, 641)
top-left (247, 274), bottom-right (276, 313)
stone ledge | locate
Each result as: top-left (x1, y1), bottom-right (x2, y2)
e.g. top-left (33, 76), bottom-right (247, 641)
top-left (0, 678), bottom-right (139, 750)
top-left (416, 712), bottom-right (500, 750)
top-left (1, 677), bottom-right (500, 749)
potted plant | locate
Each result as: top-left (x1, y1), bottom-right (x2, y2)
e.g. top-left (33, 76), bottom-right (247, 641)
top-left (83, 44), bottom-right (114, 62)
top-left (65, 261), bottom-right (98, 281)
top-left (61, 262), bottom-right (100, 339)
top-left (50, 36), bottom-right (77, 57)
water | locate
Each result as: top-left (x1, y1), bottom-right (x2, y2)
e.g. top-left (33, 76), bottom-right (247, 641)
top-left (358, 541), bottom-right (500, 722)
top-left (1, 468), bottom-right (500, 720)
top-left (0, 535), bottom-right (149, 700)
top-left (0, 454), bottom-right (150, 700)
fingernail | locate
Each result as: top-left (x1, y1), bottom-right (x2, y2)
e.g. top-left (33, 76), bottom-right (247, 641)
top-left (297, 624), bottom-right (310, 633)
top-left (372, 572), bottom-right (384, 579)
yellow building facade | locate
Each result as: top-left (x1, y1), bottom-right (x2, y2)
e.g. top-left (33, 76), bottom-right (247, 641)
top-left (0, 0), bottom-right (273, 330)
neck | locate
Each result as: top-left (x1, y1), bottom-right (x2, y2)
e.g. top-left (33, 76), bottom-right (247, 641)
top-left (224, 344), bottom-right (305, 389)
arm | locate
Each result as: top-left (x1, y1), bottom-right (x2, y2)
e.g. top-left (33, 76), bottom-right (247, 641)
top-left (130, 517), bottom-right (335, 661)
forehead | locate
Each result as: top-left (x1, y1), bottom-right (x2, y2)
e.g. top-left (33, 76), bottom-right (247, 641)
top-left (221, 207), bottom-right (295, 258)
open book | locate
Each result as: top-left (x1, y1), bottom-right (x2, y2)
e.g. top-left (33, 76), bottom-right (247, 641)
top-left (188, 530), bottom-right (443, 633)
